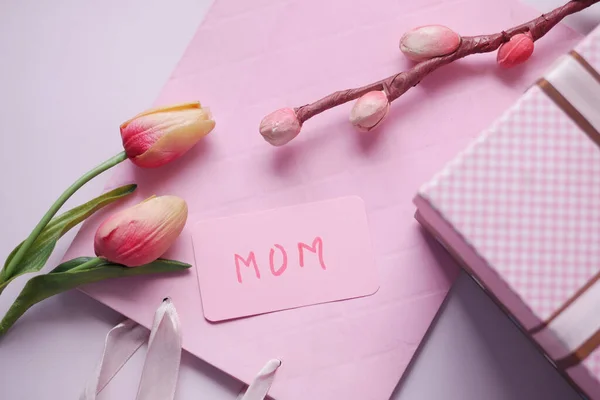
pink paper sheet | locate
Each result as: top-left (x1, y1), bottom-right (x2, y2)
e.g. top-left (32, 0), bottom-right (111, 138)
top-left (64, 0), bottom-right (581, 398)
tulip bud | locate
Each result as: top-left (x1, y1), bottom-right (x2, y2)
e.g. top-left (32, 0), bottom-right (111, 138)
top-left (349, 91), bottom-right (390, 131)
top-left (400, 25), bottom-right (461, 62)
top-left (94, 196), bottom-right (188, 267)
top-left (121, 102), bottom-right (215, 168)
top-left (497, 33), bottom-right (534, 68)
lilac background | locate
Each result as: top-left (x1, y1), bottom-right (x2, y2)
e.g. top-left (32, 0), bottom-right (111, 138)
top-left (0, 0), bottom-right (598, 398)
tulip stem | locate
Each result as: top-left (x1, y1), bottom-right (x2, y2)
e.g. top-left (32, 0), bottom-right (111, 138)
top-left (274, 0), bottom-right (599, 127)
top-left (2, 151), bottom-right (127, 280)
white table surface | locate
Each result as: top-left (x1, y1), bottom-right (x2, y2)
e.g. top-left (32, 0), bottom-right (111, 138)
top-left (0, 0), bottom-right (598, 398)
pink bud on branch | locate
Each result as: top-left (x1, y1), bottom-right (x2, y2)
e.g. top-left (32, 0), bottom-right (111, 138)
top-left (259, 108), bottom-right (302, 146)
top-left (497, 33), bottom-right (535, 68)
top-left (350, 91), bottom-right (390, 131)
top-left (400, 25), bottom-right (461, 62)
top-left (259, 0), bottom-right (599, 145)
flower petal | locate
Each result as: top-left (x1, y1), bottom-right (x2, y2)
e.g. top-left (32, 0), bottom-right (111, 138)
top-left (131, 110), bottom-right (215, 168)
top-left (120, 102), bottom-right (202, 130)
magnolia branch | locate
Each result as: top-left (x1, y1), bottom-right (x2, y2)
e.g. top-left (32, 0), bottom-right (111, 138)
top-left (259, 0), bottom-right (599, 146)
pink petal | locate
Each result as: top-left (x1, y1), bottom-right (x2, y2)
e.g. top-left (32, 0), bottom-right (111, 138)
top-left (120, 102), bottom-right (215, 168)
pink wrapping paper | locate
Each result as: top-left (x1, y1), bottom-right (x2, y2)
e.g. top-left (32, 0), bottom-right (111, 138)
top-left (64, 0), bottom-right (580, 398)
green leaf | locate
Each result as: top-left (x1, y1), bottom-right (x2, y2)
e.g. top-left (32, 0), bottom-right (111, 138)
top-left (0, 257), bottom-right (190, 336)
top-left (0, 184), bottom-right (137, 292)
top-left (0, 280), bottom-right (9, 295)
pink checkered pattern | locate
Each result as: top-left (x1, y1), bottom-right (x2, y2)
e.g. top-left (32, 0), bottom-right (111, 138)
top-left (570, 24), bottom-right (600, 385)
top-left (420, 86), bottom-right (600, 322)
top-left (586, 347), bottom-right (600, 382)
top-left (576, 25), bottom-right (600, 72)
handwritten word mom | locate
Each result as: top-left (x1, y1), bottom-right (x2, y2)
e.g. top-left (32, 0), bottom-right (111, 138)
top-left (234, 237), bottom-right (327, 283)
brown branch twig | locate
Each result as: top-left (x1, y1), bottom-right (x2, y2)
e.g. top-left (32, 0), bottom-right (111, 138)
top-left (295, 0), bottom-right (597, 122)
top-left (259, 0), bottom-right (599, 146)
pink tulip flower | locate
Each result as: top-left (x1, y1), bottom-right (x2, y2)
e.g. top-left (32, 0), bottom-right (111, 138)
top-left (120, 102), bottom-right (215, 168)
top-left (400, 25), bottom-right (461, 62)
top-left (349, 91), bottom-right (390, 131)
top-left (94, 196), bottom-right (188, 267)
top-left (497, 33), bottom-right (534, 68)
top-left (259, 108), bottom-right (302, 146)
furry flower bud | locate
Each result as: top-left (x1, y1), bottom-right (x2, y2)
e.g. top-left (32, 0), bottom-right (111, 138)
top-left (400, 25), bottom-right (461, 62)
top-left (259, 108), bottom-right (302, 146)
top-left (349, 91), bottom-right (390, 131)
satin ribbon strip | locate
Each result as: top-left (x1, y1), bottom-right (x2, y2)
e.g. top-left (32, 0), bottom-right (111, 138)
top-left (136, 299), bottom-right (182, 400)
top-left (83, 299), bottom-right (279, 400)
top-left (528, 50), bottom-right (600, 368)
top-left (570, 50), bottom-right (600, 85)
top-left (236, 359), bottom-right (282, 400)
top-left (80, 320), bottom-right (149, 400)
top-left (80, 298), bottom-right (182, 400)
top-left (540, 52), bottom-right (600, 146)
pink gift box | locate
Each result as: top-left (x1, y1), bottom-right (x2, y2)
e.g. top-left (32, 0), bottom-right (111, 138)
top-left (415, 25), bottom-right (600, 398)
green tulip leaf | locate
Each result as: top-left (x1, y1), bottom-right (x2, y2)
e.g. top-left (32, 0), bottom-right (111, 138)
top-left (0, 184), bottom-right (137, 293)
top-left (0, 256), bottom-right (190, 336)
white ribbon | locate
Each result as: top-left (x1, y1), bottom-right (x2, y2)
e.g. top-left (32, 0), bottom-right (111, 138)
top-left (82, 299), bottom-right (280, 400)
top-left (136, 299), bottom-right (182, 400)
top-left (236, 359), bottom-right (282, 400)
top-left (544, 54), bottom-right (600, 132)
top-left (81, 298), bottom-right (181, 400)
